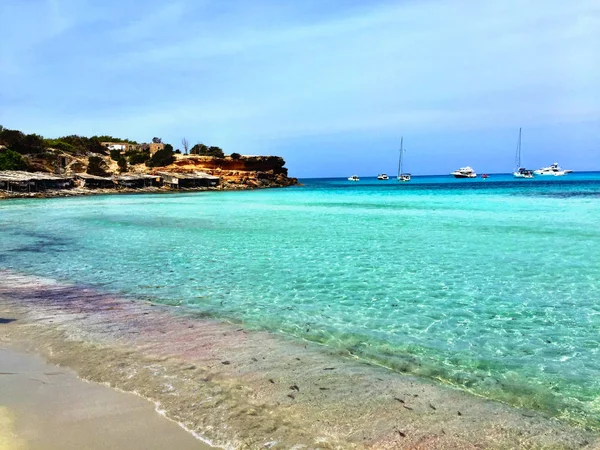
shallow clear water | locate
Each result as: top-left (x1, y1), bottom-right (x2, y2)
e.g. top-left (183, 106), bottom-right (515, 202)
top-left (1, 173), bottom-right (600, 427)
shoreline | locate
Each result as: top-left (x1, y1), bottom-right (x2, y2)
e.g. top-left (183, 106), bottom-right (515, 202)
top-left (0, 184), bottom-right (296, 200)
top-left (1, 270), bottom-right (598, 449)
top-left (0, 346), bottom-right (215, 449)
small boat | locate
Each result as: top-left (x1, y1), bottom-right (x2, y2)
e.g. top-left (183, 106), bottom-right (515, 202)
top-left (348, 175), bottom-right (360, 182)
top-left (397, 137), bottom-right (411, 182)
top-left (377, 174), bottom-right (389, 180)
top-left (513, 128), bottom-right (534, 178)
top-left (481, 174), bottom-right (489, 179)
top-left (451, 166), bottom-right (477, 178)
top-left (534, 162), bottom-right (572, 176)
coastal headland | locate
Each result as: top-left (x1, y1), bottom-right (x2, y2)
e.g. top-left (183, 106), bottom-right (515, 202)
top-left (1, 271), bottom-right (598, 449)
top-left (0, 126), bottom-right (297, 199)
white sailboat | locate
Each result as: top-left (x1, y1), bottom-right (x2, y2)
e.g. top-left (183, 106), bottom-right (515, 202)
top-left (397, 137), bottom-right (411, 182)
top-left (513, 128), bottom-right (534, 178)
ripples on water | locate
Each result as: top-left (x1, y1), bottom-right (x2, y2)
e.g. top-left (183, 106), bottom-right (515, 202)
top-left (1, 173), bottom-right (599, 427)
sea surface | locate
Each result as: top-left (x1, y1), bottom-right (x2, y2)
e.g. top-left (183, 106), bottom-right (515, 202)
top-left (1, 173), bottom-right (599, 428)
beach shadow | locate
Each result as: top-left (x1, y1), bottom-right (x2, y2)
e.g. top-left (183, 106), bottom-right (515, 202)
top-left (0, 318), bottom-right (16, 324)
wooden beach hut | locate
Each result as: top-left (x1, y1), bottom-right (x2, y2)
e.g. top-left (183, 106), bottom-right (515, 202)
top-left (0, 171), bottom-right (74, 192)
top-left (156, 172), bottom-right (220, 189)
top-left (115, 174), bottom-right (161, 189)
top-left (74, 173), bottom-right (115, 189)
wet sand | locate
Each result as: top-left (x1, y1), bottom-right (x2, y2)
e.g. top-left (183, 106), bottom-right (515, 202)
top-left (1, 270), bottom-right (599, 449)
top-left (0, 347), bottom-right (215, 450)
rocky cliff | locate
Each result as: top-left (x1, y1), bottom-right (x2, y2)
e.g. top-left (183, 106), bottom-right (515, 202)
top-left (22, 152), bottom-right (297, 190)
top-left (154, 155), bottom-right (297, 189)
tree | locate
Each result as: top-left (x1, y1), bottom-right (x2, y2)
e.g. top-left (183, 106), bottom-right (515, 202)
top-left (109, 149), bottom-right (121, 161)
top-left (181, 137), bottom-right (189, 155)
top-left (164, 143), bottom-right (174, 153)
top-left (93, 135), bottom-right (138, 145)
top-left (230, 152), bottom-right (242, 159)
top-left (146, 146), bottom-right (174, 167)
top-left (0, 128), bottom-right (25, 151)
top-left (44, 139), bottom-right (75, 153)
top-left (0, 149), bottom-right (28, 170)
top-left (86, 156), bottom-right (109, 176)
top-left (127, 148), bottom-right (150, 165)
top-left (117, 156), bottom-right (128, 173)
top-left (190, 143), bottom-right (207, 155)
top-left (152, 137), bottom-right (162, 144)
top-left (189, 143), bottom-right (223, 157)
top-left (174, 149), bottom-right (181, 154)
top-left (207, 146), bottom-right (224, 158)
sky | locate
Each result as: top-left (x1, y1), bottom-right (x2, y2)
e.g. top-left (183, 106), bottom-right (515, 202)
top-left (1, 0), bottom-right (599, 177)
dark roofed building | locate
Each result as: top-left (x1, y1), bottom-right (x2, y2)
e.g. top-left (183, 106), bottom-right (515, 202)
top-left (0, 171), bottom-right (74, 192)
top-left (157, 172), bottom-right (219, 189)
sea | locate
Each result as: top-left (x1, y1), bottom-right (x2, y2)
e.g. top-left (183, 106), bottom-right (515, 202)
top-left (1, 172), bottom-right (599, 428)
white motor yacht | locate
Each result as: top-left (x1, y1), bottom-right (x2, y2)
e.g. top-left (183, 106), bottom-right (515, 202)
top-left (534, 163), bottom-right (572, 176)
top-left (377, 174), bottom-right (389, 180)
top-left (451, 166), bottom-right (477, 178)
top-left (348, 175), bottom-right (360, 182)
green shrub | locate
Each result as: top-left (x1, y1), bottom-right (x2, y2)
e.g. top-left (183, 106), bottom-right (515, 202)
top-left (190, 143), bottom-right (224, 158)
top-left (117, 156), bottom-right (128, 173)
top-left (230, 152), bottom-right (241, 159)
top-left (0, 149), bottom-right (28, 170)
top-left (110, 149), bottom-right (121, 161)
top-left (45, 139), bottom-right (76, 153)
top-left (86, 156), bottom-right (109, 176)
top-left (127, 150), bottom-right (150, 165)
top-left (146, 147), bottom-right (174, 168)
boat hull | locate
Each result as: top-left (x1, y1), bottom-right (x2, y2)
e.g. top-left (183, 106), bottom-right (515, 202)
top-left (513, 172), bottom-right (534, 179)
top-left (534, 171), bottom-right (566, 176)
top-left (452, 174), bottom-right (476, 179)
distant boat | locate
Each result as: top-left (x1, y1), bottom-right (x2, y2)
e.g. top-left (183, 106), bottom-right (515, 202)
top-left (397, 137), bottom-right (411, 182)
top-left (348, 175), bottom-right (360, 182)
top-left (534, 162), bottom-right (572, 176)
top-left (377, 174), bottom-right (389, 180)
top-left (513, 128), bottom-right (534, 178)
top-left (481, 174), bottom-right (489, 179)
top-left (451, 166), bottom-right (477, 178)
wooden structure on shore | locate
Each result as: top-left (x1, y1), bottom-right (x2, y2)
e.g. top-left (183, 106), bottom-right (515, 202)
top-left (0, 171), bottom-right (74, 192)
top-left (115, 174), bottom-right (161, 189)
top-left (157, 172), bottom-right (220, 189)
top-left (74, 173), bottom-right (115, 189)
top-left (1, 170), bottom-right (221, 194)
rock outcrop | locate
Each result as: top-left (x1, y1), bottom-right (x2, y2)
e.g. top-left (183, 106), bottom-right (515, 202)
top-left (156, 155), bottom-right (297, 189)
top-left (21, 152), bottom-right (297, 190)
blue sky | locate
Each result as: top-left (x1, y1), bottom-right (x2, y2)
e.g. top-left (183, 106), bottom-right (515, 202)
top-left (1, 0), bottom-right (599, 177)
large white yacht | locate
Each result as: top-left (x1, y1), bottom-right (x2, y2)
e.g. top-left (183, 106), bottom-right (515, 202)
top-left (451, 166), bottom-right (477, 178)
top-left (534, 163), bottom-right (572, 176)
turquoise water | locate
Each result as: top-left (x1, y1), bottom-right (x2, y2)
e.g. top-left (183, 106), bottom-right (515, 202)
top-left (1, 173), bottom-right (600, 427)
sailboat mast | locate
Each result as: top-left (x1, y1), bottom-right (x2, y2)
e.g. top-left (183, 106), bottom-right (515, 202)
top-left (515, 127), bottom-right (522, 170)
top-left (398, 137), bottom-right (403, 178)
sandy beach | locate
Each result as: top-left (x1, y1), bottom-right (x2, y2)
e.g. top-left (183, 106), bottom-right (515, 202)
top-left (0, 346), bottom-right (215, 450)
top-left (1, 270), bottom-right (598, 449)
